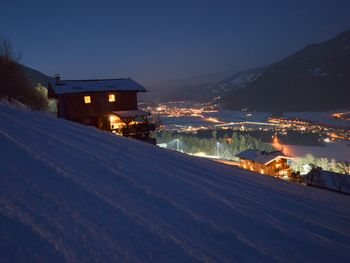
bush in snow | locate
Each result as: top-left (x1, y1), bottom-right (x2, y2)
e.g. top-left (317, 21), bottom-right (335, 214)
top-left (0, 38), bottom-right (48, 111)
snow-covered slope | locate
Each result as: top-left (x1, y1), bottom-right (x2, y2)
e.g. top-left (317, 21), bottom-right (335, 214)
top-left (0, 102), bottom-right (350, 263)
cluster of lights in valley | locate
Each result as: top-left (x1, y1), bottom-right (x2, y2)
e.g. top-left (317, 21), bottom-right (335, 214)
top-left (143, 102), bottom-right (350, 144)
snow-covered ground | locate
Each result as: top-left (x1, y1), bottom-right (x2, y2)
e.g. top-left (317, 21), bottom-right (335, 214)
top-left (1, 102), bottom-right (350, 263)
top-left (284, 111), bottom-right (350, 128)
top-left (284, 142), bottom-right (350, 162)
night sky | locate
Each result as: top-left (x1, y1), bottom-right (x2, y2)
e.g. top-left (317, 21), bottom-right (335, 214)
top-left (1, 0), bottom-right (350, 89)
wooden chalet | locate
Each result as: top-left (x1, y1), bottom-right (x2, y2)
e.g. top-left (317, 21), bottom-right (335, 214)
top-left (48, 75), bottom-right (155, 143)
top-left (236, 149), bottom-right (293, 177)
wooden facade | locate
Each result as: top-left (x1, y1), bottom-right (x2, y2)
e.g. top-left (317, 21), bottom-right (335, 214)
top-left (53, 91), bottom-right (137, 125)
top-left (48, 76), bottom-right (155, 143)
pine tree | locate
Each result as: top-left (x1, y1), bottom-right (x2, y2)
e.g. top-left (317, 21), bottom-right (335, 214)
top-left (212, 130), bottom-right (217, 140)
top-left (316, 158), bottom-right (331, 171)
top-left (291, 158), bottom-right (304, 173)
top-left (304, 154), bottom-right (316, 165)
top-left (330, 159), bottom-right (337, 172)
top-left (337, 162), bottom-right (350, 174)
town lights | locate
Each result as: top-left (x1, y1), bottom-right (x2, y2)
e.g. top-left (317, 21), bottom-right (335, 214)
top-left (205, 117), bottom-right (220, 123)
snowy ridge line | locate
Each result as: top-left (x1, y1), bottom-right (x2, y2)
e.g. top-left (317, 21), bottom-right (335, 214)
top-left (0, 130), bottom-right (165, 262)
top-left (14, 113), bottom-right (268, 261)
top-left (1, 102), bottom-right (350, 262)
top-left (153, 155), bottom-right (349, 236)
top-left (0, 107), bottom-right (292, 222)
top-left (0, 128), bottom-right (143, 262)
top-left (0, 109), bottom-right (226, 261)
top-left (0, 113), bottom-right (153, 261)
top-left (0, 133), bottom-right (78, 262)
top-left (0, 110), bottom-right (220, 227)
top-left (0, 105), bottom-right (348, 262)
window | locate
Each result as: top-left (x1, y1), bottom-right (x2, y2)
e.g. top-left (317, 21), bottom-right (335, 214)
top-left (108, 94), bottom-right (116, 102)
top-left (84, 96), bottom-right (91, 104)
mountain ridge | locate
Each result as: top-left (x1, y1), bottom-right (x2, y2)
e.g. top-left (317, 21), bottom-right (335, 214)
top-left (222, 29), bottom-right (350, 111)
top-left (159, 65), bottom-right (268, 103)
top-left (160, 29), bottom-right (350, 112)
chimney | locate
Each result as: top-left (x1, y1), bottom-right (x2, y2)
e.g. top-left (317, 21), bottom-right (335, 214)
top-left (54, 74), bottom-right (61, 84)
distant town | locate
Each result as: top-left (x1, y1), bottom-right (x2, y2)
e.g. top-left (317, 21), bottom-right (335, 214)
top-left (140, 101), bottom-right (350, 184)
top-left (142, 101), bottom-right (350, 144)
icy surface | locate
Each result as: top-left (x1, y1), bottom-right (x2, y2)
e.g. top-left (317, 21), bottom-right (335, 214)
top-left (285, 142), bottom-right (350, 162)
top-left (0, 102), bottom-right (350, 262)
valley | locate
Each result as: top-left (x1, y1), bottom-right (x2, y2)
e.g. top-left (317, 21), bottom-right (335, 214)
top-left (142, 101), bottom-right (350, 162)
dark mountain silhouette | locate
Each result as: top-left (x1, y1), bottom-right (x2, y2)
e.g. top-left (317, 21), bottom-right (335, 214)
top-left (223, 29), bottom-right (350, 112)
top-left (160, 66), bottom-right (267, 102)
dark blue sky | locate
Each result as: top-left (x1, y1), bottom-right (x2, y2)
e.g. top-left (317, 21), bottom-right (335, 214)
top-left (1, 0), bottom-right (350, 89)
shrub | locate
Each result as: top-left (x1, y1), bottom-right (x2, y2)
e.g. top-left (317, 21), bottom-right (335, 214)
top-left (0, 38), bottom-right (49, 111)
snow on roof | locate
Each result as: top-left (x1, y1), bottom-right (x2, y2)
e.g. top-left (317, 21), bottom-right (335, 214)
top-left (112, 109), bottom-right (150, 118)
top-left (1, 102), bottom-right (350, 262)
top-left (236, 149), bottom-right (292, 164)
top-left (49, 78), bottom-right (146, 94)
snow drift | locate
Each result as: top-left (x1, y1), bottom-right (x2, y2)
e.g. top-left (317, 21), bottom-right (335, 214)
top-left (0, 102), bottom-right (350, 263)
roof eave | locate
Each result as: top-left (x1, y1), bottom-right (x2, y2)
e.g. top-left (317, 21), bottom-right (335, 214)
top-left (264, 156), bottom-right (294, 165)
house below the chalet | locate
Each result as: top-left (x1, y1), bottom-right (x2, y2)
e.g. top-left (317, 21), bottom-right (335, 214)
top-left (48, 75), bottom-right (155, 144)
top-left (304, 166), bottom-right (350, 194)
top-left (236, 149), bottom-right (293, 177)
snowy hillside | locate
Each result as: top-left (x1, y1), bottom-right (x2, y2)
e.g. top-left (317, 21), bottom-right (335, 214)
top-left (215, 66), bottom-right (267, 94)
top-left (1, 102), bottom-right (350, 263)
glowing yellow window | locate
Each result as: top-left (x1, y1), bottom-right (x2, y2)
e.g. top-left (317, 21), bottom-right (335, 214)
top-left (108, 94), bottom-right (116, 102)
top-left (84, 96), bottom-right (91, 104)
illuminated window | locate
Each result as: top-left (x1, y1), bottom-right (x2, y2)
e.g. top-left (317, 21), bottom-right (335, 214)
top-left (108, 94), bottom-right (116, 102)
top-left (84, 96), bottom-right (91, 104)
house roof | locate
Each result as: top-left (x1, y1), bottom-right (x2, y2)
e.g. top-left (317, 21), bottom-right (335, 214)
top-left (49, 78), bottom-right (146, 95)
top-left (236, 149), bottom-right (292, 165)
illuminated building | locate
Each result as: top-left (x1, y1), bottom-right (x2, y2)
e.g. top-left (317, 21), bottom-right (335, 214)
top-left (236, 149), bottom-right (293, 177)
top-left (48, 75), bottom-right (155, 143)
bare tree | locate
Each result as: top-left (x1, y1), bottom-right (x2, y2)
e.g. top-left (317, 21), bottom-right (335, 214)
top-left (0, 38), bottom-right (47, 110)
